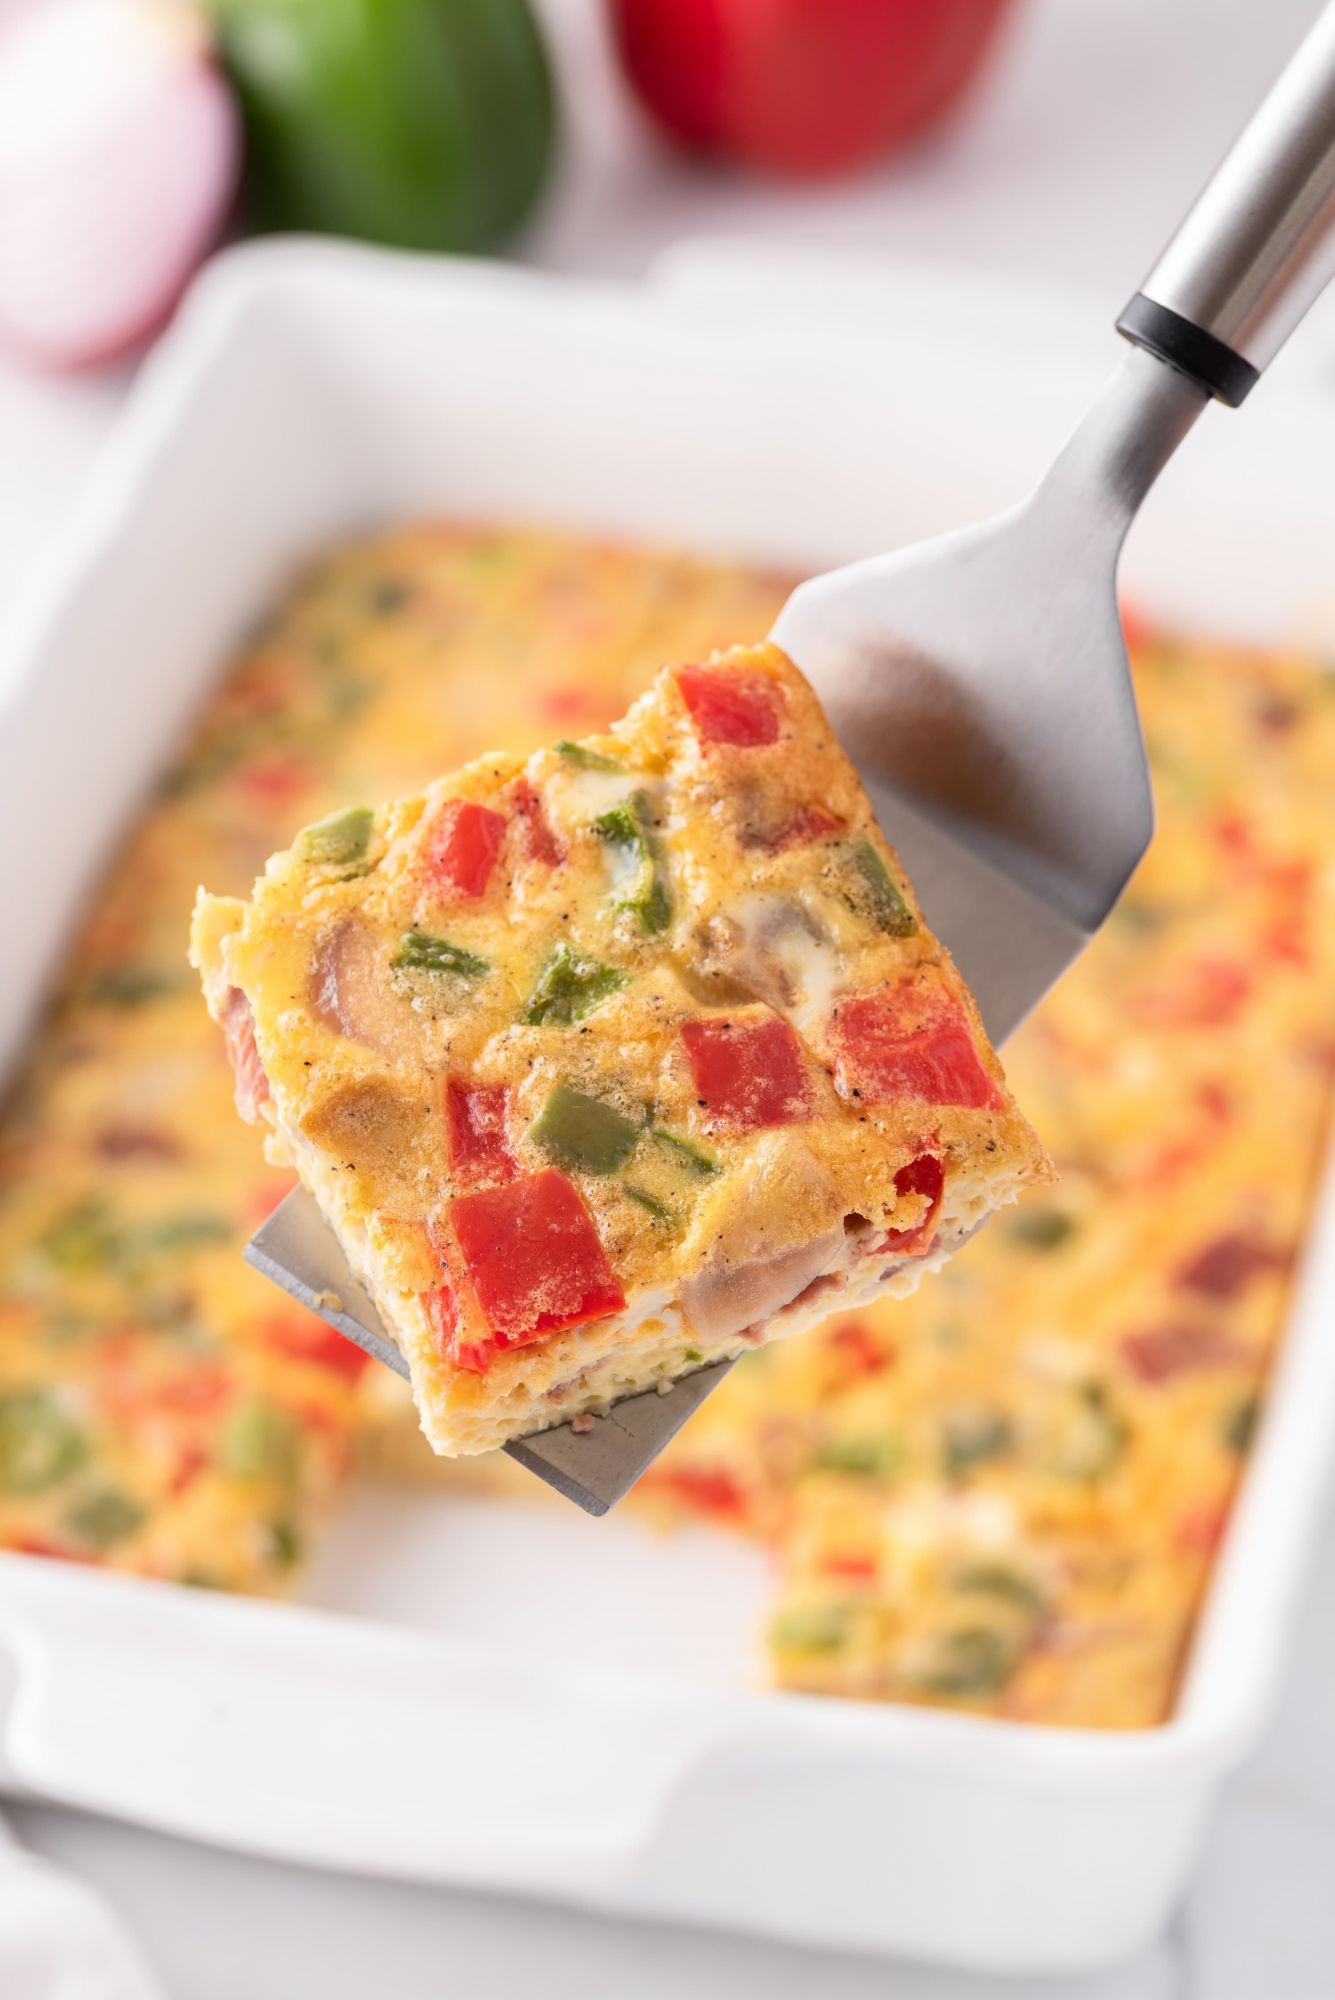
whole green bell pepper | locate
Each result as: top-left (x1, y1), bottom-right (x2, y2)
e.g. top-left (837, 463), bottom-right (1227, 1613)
top-left (210, 0), bottom-right (555, 253)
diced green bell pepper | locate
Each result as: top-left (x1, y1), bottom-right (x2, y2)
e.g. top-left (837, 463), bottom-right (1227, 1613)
top-left (532, 1085), bottom-right (639, 1175)
top-left (37, 1200), bottom-right (120, 1275)
top-left (296, 806), bottom-right (373, 868)
top-left (951, 1563), bottom-right (1044, 1614)
top-left (394, 930), bottom-right (490, 979)
top-left (89, 965), bottom-right (182, 1008)
top-left (910, 1626), bottom-right (1018, 1697)
top-left (523, 944), bottom-right (627, 1025)
top-left (848, 839), bottom-right (917, 937)
top-left (142, 1213), bottom-right (233, 1253)
top-left (63, 1488), bottom-right (146, 1550)
top-left (1006, 1206), bottom-right (1076, 1250)
top-left (650, 1128), bottom-right (719, 1176)
top-left (813, 1435), bottom-right (900, 1479)
top-left (221, 1401), bottom-right (300, 1483)
top-left (624, 1184), bottom-right (680, 1225)
top-left (770, 1605), bottom-right (853, 1655)
top-left (595, 792), bottom-right (672, 934)
top-left (1222, 1395), bottom-right (1260, 1453)
top-left (942, 1406), bottom-right (1013, 1477)
top-left (0, 1391), bottom-right (88, 1495)
top-left (555, 740), bottom-right (624, 772)
top-left (266, 1519), bottom-right (303, 1569)
top-left (1041, 1382), bottom-right (1128, 1482)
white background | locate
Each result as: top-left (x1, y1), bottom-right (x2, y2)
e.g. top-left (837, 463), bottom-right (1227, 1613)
top-left (4, 0), bottom-right (1334, 1994)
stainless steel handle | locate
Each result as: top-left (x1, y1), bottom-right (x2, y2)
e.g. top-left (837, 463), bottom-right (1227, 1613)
top-left (1118, 0), bottom-right (1335, 404)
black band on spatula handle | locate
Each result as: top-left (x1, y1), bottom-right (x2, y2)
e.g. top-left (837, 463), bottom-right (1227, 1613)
top-left (1115, 295), bottom-right (1259, 407)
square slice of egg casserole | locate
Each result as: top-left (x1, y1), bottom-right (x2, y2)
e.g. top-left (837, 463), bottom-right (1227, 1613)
top-left (192, 643), bottom-right (1050, 1456)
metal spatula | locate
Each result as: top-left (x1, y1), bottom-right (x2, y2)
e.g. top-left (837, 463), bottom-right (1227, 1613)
top-left (248, 6), bottom-right (1335, 1513)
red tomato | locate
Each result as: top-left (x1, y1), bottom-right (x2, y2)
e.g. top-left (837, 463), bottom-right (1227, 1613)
top-left (424, 798), bottom-right (507, 899)
top-left (880, 1152), bottom-right (945, 1252)
top-left (680, 1011), bottom-right (813, 1129)
top-left (446, 1170), bottom-right (625, 1351)
top-left (445, 1078), bottom-right (517, 1186)
top-left (829, 985), bottom-right (1001, 1109)
top-left (676, 663), bottom-right (783, 747)
top-left (510, 777), bottom-right (565, 866)
top-left (609, 0), bottom-right (1015, 178)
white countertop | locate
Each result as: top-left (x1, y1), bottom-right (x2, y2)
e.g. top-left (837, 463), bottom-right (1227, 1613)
top-left (4, 0), bottom-right (1334, 1993)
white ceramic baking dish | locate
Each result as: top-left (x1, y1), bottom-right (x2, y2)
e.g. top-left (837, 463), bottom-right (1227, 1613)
top-left (2, 240), bottom-right (1335, 1974)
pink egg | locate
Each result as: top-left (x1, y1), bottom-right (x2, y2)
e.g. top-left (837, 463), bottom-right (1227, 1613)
top-left (0, 0), bottom-right (239, 369)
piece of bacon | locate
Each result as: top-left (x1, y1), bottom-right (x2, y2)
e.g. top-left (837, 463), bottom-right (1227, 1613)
top-left (220, 988), bottom-right (269, 1123)
top-left (1120, 1322), bottom-right (1249, 1385)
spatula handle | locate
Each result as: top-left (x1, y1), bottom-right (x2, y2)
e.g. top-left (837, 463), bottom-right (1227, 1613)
top-left (1117, 0), bottom-right (1335, 405)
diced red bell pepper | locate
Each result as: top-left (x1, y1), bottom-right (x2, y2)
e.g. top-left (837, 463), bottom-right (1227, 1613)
top-left (638, 1462), bottom-right (747, 1522)
top-left (421, 1276), bottom-right (492, 1376)
top-left (236, 753), bottom-right (313, 806)
top-left (1175, 1501), bottom-right (1229, 1554)
top-left (828, 984), bottom-right (1001, 1110)
top-left (510, 777), bottom-right (565, 866)
top-left (1120, 1322), bottom-right (1248, 1385)
top-left (818, 1550), bottom-right (880, 1583)
top-left (880, 1154), bottom-right (945, 1253)
top-left (423, 798), bottom-right (507, 899)
top-left (262, 1312), bottom-right (372, 1383)
top-left (1129, 956), bottom-right (1252, 1030)
top-left (676, 662), bottom-right (783, 747)
top-left (445, 1078), bottom-right (517, 1187)
top-left (536, 685), bottom-right (611, 725)
top-left (11, 1536), bottom-right (83, 1565)
top-left (1139, 1082), bottom-right (1234, 1189)
top-left (445, 1169), bottom-right (625, 1355)
top-left (680, 1011), bottom-right (813, 1130)
top-left (826, 1319), bottom-right (895, 1379)
top-left (220, 988), bottom-right (270, 1123)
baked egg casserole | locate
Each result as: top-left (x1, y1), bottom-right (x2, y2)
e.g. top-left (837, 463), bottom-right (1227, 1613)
top-left (192, 646), bottom-right (1048, 1454)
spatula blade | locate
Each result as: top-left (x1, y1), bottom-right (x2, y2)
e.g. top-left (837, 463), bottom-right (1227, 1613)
top-left (246, 1187), bottom-right (733, 1516)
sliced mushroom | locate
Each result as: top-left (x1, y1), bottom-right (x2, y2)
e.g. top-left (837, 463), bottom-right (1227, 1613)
top-left (681, 1133), bottom-right (846, 1345)
top-left (691, 894), bottom-right (841, 1028)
